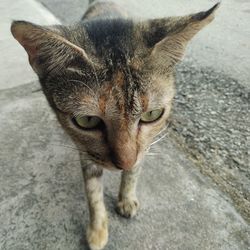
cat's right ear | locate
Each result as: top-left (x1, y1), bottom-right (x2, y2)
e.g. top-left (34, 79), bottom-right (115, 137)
top-left (11, 21), bottom-right (93, 76)
top-left (138, 3), bottom-right (220, 71)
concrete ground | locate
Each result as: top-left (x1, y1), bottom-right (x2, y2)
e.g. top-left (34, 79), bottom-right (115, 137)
top-left (0, 0), bottom-right (249, 250)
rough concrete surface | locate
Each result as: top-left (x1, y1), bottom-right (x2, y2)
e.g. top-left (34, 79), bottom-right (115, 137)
top-left (1, 0), bottom-right (250, 250)
top-left (0, 0), bottom-right (59, 90)
top-left (37, 0), bottom-right (89, 24)
top-left (0, 83), bottom-right (249, 250)
top-left (171, 64), bottom-right (250, 222)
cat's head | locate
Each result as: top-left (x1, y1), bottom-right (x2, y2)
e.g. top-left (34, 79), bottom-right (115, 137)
top-left (11, 4), bottom-right (218, 171)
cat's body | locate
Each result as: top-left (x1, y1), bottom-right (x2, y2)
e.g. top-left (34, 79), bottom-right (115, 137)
top-left (11, 1), bottom-right (219, 249)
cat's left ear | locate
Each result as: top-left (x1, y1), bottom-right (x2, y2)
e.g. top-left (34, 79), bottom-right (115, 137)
top-left (11, 21), bottom-right (93, 76)
top-left (140, 3), bottom-right (220, 70)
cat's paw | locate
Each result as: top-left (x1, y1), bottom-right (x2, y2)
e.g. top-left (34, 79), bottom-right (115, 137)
top-left (117, 198), bottom-right (140, 218)
top-left (87, 222), bottom-right (108, 250)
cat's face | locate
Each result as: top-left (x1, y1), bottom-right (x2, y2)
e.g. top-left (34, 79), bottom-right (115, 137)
top-left (11, 6), bottom-right (217, 170)
top-left (45, 64), bottom-right (175, 171)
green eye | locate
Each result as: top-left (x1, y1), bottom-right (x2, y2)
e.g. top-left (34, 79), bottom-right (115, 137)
top-left (73, 115), bottom-right (102, 129)
top-left (140, 108), bottom-right (164, 123)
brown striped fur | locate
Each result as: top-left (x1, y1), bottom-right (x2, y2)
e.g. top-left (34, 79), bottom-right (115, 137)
top-left (11, 1), bottom-right (219, 249)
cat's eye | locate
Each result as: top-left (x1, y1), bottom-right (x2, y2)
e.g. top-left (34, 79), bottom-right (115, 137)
top-left (140, 108), bottom-right (164, 123)
top-left (73, 115), bottom-right (102, 129)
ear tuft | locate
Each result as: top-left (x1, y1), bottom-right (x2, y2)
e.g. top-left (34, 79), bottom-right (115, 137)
top-left (191, 2), bottom-right (220, 21)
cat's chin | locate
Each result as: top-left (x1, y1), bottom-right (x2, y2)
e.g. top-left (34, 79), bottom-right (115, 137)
top-left (91, 154), bottom-right (143, 172)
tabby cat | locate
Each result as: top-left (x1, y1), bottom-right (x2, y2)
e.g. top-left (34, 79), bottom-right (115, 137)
top-left (11, 1), bottom-right (219, 249)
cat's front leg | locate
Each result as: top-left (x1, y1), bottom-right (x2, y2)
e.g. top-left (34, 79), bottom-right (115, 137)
top-left (82, 163), bottom-right (108, 250)
top-left (117, 165), bottom-right (141, 218)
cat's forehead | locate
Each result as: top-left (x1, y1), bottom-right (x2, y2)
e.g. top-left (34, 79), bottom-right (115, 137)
top-left (79, 70), bottom-right (169, 120)
top-left (49, 17), bottom-right (175, 116)
top-left (51, 67), bottom-right (173, 122)
top-left (83, 18), bottom-right (135, 61)
top-left (65, 68), bottom-right (148, 118)
top-left (97, 70), bottom-right (147, 117)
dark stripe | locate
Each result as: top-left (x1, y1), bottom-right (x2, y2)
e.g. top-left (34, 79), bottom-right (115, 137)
top-left (192, 3), bottom-right (220, 21)
top-left (83, 18), bottom-right (134, 67)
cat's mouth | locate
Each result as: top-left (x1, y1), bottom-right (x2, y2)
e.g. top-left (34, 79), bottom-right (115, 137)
top-left (101, 156), bottom-right (142, 172)
top-left (87, 151), bottom-right (123, 171)
top-left (86, 149), bottom-right (144, 171)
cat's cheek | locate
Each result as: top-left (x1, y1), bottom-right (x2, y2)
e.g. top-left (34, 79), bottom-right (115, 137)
top-left (138, 117), bottom-right (168, 156)
top-left (164, 102), bottom-right (173, 119)
top-left (135, 128), bottom-right (154, 162)
top-left (55, 113), bottom-right (110, 162)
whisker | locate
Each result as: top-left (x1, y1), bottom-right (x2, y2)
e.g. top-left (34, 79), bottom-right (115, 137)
top-left (155, 126), bottom-right (167, 137)
top-left (148, 148), bottom-right (161, 153)
top-left (147, 153), bottom-right (160, 156)
top-left (50, 143), bottom-right (79, 151)
top-left (150, 132), bottom-right (168, 146)
top-left (150, 122), bottom-right (170, 147)
top-left (71, 158), bottom-right (93, 163)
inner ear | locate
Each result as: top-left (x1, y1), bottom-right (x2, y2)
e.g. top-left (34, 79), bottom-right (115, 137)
top-left (11, 21), bottom-right (93, 75)
top-left (138, 3), bottom-right (220, 69)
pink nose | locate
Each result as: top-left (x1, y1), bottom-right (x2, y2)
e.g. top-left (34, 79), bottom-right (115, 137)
top-left (110, 147), bottom-right (137, 171)
top-left (111, 155), bottom-right (136, 170)
top-left (108, 129), bottom-right (138, 171)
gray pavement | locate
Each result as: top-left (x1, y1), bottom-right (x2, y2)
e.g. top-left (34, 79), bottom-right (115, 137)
top-left (1, 83), bottom-right (249, 249)
top-left (0, 0), bottom-right (60, 90)
top-left (0, 0), bottom-right (250, 250)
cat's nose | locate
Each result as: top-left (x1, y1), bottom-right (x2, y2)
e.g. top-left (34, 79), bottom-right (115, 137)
top-left (109, 148), bottom-right (137, 171)
top-left (108, 129), bottom-right (138, 171)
